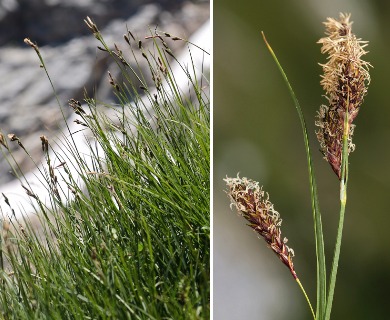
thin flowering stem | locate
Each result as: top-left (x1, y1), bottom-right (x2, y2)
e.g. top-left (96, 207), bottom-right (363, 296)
top-left (297, 278), bottom-right (316, 320)
top-left (24, 38), bottom-right (77, 149)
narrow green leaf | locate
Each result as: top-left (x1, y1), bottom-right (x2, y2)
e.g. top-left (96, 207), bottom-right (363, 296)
top-left (261, 31), bottom-right (326, 319)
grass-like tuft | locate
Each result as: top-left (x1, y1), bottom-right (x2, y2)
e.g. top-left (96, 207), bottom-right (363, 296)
top-left (0, 18), bottom-right (209, 319)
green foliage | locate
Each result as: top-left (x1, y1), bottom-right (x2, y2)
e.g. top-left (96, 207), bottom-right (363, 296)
top-left (262, 13), bottom-right (367, 319)
top-left (0, 24), bottom-right (209, 319)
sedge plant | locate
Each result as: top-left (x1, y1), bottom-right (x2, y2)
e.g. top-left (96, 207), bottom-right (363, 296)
top-left (0, 17), bottom-right (209, 319)
top-left (224, 13), bottom-right (370, 320)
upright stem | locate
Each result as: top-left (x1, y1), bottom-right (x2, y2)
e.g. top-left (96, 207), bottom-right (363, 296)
top-left (324, 182), bottom-right (347, 320)
top-left (324, 94), bottom-right (350, 320)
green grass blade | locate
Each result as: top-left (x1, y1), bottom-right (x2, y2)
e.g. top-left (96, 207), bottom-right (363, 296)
top-left (261, 31), bottom-right (326, 319)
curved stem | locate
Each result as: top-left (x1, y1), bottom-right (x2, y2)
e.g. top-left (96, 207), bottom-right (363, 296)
top-left (297, 278), bottom-right (316, 320)
top-left (262, 31), bottom-right (326, 319)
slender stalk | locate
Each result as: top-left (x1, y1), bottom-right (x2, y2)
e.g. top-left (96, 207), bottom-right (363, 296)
top-left (324, 92), bottom-right (350, 320)
top-left (296, 278), bottom-right (316, 320)
top-left (261, 31), bottom-right (326, 319)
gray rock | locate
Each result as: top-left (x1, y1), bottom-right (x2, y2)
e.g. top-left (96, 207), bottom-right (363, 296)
top-left (0, 0), bottom-right (192, 46)
top-left (0, 1), bottom-right (209, 185)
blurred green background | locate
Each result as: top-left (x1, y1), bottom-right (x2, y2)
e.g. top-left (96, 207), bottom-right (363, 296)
top-left (214, 1), bottom-right (389, 319)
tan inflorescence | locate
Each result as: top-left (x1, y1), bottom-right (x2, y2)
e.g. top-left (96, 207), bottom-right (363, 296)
top-left (224, 175), bottom-right (297, 279)
top-left (316, 13), bottom-right (371, 179)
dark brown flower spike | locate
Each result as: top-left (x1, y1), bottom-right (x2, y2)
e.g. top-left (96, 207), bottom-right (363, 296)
top-left (316, 13), bottom-right (371, 179)
top-left (224, 175), bottom-right (297, 279)
top-left (40, 135), bottom-right (49, 152)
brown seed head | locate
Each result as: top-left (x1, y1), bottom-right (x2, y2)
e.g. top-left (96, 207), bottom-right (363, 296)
top-left (24, 38), bottom-right (39, 53)
top-left (84, 16), bottom-right (99, 37)
top-left (69, 98), bottom-right (85, 115)
top-left (8, 133), bottom-right (26, 151)
top-left (8, 133), bottom-right (19, 142)
top-left (316, 13), bottom-right (371, 179)
top-left (224, 175), bottom-right (297, 279)
top-left (40, 135), bottom-right (49, 152)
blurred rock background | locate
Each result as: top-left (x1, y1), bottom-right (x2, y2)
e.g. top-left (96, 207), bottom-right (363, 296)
top-left (0, 0), bottom-right (209, 185)
top-left (214, 1), bottom-right (389, 319)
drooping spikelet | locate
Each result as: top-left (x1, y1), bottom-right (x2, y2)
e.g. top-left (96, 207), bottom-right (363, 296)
top-left (316, 13), bottom-right (371, 179)
top-left (224, 175), bottom-right (297, 279)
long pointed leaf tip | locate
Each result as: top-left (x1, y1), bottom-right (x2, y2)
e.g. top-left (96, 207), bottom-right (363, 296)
top-left (315, 13), bottom-right (371, 179)
top-left (225, 175), bottom-right (297, 279)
